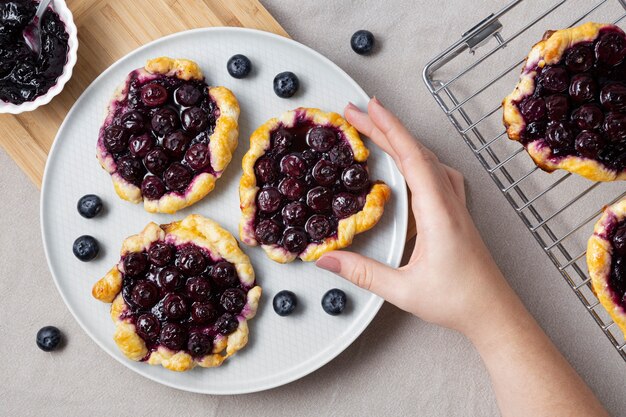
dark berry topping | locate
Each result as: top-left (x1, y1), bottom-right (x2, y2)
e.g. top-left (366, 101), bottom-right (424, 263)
top-left (545, 122), bottom-right (575, 155)
top-left (148, 242), bottom-right (174, 266)
top-left (282, 201), bottom-right (308, 226)
top-left (187, 332), bottom-right (212, 357)
top-left (273, 71), bottom-right (299, 98)
top-left (163, 162), bottom-right (192, 191)
top-left (186, 276), bottom-right (213, 302)
top-left (227, 54), bottom-right (252, 79)
top-left (163, 130), bottom-right (190, 158)
top-left (328, 144), bottom-right (354, 168)
top-left (307, 186), bottom-right (333, 212)
top-left (130, 281), bottom-right (159, 308)
top-left (564, 44), bottom-right (594, 73)
top-left (569, 74), bottom-right (597, 103)
top-left (522, 121), bottom-right (546, 140)
top-left (162, 293), bottom-right (188, 319)
top-left (136, 314), bottom-right (160, 340)
top-left (595, 32), bottom-right (626, 67)
top-left (255, 157), bottom-right (278, 183)
top-left (613, 224), bottom-right (626, 256)
top-left (143, 148), bottom-right (170, 176)
top-left (174, 84), bottom-right (202, 107)
top-left (575, 131), bottom-right (605, 158)
top-left (604, 112), bottom-right (626, 142)
top-left (220, 288), bottom-right (246, 313)
top-left (176, 246), bottom-right (207, 276)
top-left (151, 107), bottom-right (179, 136)
top-left (278, 177), bottom-right (306, 200)
top-left (141, 175), bottom-right (166, 200)
top-left (141, 83), bottom-right (168, 107)
top-left (117, 155), bottom-right (145, 185)
top-left (123, 252), bottom-right (148, 276)
top-left (600, 82), bottom-right (626, 112)
top-left (160, 323), bottom-right (186, 350)
top-left (351, 30), bottom-right (375, 55)
top-left (157, 266), bottom-right (184, 291)
top-left (181, 106), bottom-right (208, 134)
top-left (312, 159), bottom-right (338, 186)
top-left (545, 95), bottom-right (569, 121)
top-left (255, 219), bottom-right (282, 245)
top-left (272, 128), bottom-right (294, 150)
top-left (257, 187), bottom-right (283, 212)
top-left (321, 288), bottom-right (347, 315)
top-left (184, 143), bottom-right (211, 171)
top-left (342, 164), bottom-right (369, 192)
top-left (104, 125), bottom-right (129, 153)
top-left (571, 104), bottom-right (604, 130)
top-left (307, 127), bottom-right (336, 152)
top-left (519, 97), bottom-right (546, 122)
top-left (73, 235), bottom-right (99, 261)
top-left (36, 326), bottom-right (62, 352)
top-left (280, 153), bottom-right (307, 178)
top-left (332, 192), bottom-right (359, 218)
top-left (282, 228), bottom-right (308, 253)
top-left (540, 66), bottom-right (569, 93)
top-left (191, 301), bottom-right (219, 324)
top-left (129, 134), bottom-right (155, 158)
top-left (211, 261), bottom-right (239, 287)
top-left (214, 313), bottom-right (239, 335)
top-left (273, 290), bottom-right (297, 316)
top-left (121, 110), bottom-right (146, 134)
top-left (306, 215), bottom-right (333, 240)
top-left (77, 194), bottom-right (103, 219)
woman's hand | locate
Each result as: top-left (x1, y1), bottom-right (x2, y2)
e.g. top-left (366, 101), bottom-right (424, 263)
top-left (316, 97), bottom-right (509, 335)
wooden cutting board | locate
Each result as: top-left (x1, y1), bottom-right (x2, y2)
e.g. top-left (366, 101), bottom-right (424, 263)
top-left (0, 0), bottom-right (417, 241)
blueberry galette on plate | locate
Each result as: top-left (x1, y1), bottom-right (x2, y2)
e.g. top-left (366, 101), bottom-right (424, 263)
top-left (92, 215), bottom-right (261, 372)
top-left (239, 108), bottom-right (391, 263)
top-left (503, 22), bottom-right (626, 181)
top-left (588, 199), bottom-right (626, 336)
top-left (96, 57), bottom-right (239, 213)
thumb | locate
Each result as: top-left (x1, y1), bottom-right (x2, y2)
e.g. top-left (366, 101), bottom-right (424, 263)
top-left (316, 251), bottom-right (399, 301)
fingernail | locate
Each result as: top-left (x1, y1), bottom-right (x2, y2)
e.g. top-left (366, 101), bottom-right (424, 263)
top-left (345, 102), bottom-right (360, 112)
top-left (372, 96), bottom-right (384, 107)
top-left (316, 256), bottom-right (341, 273)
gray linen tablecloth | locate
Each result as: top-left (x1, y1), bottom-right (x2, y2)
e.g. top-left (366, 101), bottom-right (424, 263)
top-left (1, 0), bottom-right (624, 415)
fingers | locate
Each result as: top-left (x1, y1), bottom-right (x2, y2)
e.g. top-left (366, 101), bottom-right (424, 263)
top-left (316, 251), bottom-right (400, 302)
top-left (442, 164), bottom-right (466, 204)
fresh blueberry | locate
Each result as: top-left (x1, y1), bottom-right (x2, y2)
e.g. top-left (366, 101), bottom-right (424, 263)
top-left (227, 54), bottom-right (252, 79)
top-left (77, 194), bottom-right (103, 219)
top-left (321, 288), bottom-right (347, 315)
top-left (273, 290), bottom-right (298, 316)
top-left (351, 30), bottom-right (375, 55)
top-left (36, 326), bottom-right (62, 352)
top-left (273, 71), bottom-right (299, 98)
top-left (73, 235), bottom-right (99, 261)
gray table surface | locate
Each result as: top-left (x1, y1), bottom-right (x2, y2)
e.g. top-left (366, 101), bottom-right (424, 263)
top-left (1, 0), bottom-right (624, 415)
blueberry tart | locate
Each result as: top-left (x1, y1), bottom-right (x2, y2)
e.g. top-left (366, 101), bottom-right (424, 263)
top-left (239, 108), bottom-right (391, 263)
top-left (92, 215), bottom-right (261, 372)
top-left (96, 57), bottom-right (240, 213)
top-left (503, 22), bottom-right (626, 181)
top-left (588, 199), bottom-right (626, 336)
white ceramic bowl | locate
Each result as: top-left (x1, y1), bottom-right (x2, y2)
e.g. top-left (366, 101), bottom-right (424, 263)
top-left (0, 0), bottom-right (78, 114)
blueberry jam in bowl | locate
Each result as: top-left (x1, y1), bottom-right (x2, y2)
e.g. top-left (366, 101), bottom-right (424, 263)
top-left (0, 0), bottom-right (77, 113)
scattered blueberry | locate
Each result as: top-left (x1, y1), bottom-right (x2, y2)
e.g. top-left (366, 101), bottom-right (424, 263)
top-left (273, 71), bottom-right (299, 98)
top-left (273, 290), bottom-right (298, 316)
top-left (73, 235), bottom-right (99, 261)
top-left (227, 54), bottom-right (252, 79)
top-left (77, 194), bottom-right (103, 219)
top-left (36, 326), bottom-right (62, 352)
top-left (321, 289), bottom-right (347, 315)
top-left (351, 30), bottom-right (375, 55)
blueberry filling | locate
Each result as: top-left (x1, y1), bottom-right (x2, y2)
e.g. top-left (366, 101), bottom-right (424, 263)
top-left (101, 71), bottom-right (220, 199)
top-left (253, 121), bottom-right (371, 253)
top-left (119, 242), bottom-right (251, 358)
top-left (516, 27), bottom-right (626, 170)
top-left (610, 221), bottom-right (626, 308)
top-left (0, 0), bottom-right (69, 104)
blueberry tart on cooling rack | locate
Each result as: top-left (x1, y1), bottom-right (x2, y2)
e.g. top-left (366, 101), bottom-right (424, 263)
top-left (503, 22), bottom-right (626, 181)
top-left (239, 108), bottom-right (391, 263)
top-left (588, 199), bottom-right (626, 336)
top-left (92, 215), bottom-right (261, 372)
top-left (96, 57), bottom-right (239, 213)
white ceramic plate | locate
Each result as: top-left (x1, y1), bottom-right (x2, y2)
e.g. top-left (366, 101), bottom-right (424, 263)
top-left (41, 28), bottom-right (408, 394)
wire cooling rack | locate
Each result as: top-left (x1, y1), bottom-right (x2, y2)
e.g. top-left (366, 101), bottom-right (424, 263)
top-left (423, 0), bottom-right (626, 361)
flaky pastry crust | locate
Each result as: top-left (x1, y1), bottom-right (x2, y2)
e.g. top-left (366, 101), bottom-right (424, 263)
top-left (96, 57), bottom-right (240, 213)
top-left (503, 22), bottom-right (626, 182)
top-left (588, 199), bottom-right (626, 337)
top-left (92, 214), bottom-right (261, 372)
top-left (239, 107), bottom-right (391, 263)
